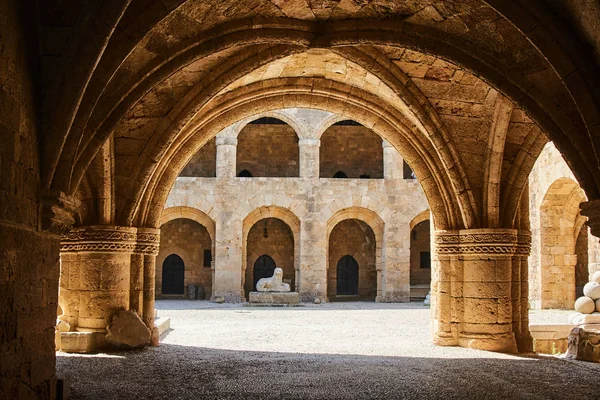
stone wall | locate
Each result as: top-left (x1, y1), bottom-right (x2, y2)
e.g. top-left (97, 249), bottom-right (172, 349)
top-left (320, 125), bottom-right (383, 179)
top-left (0, 2), bottom-right (59, 397)
top-left (410, 220), bottom-right (431, 286)
top-left (244, 218), bottom-right (295, 297)
top-left (236, 123), bottom-right (299, 177)
top-left (529, 143), bottom-right (600, 309)
top-left (327, 219), bottom-right (377, 300)
top-left (179, 138), bottom-right (216, 177)
top-left (156, 219), bottom-right (213, 299)
top-left (165, 175), bottom-right (427, 302)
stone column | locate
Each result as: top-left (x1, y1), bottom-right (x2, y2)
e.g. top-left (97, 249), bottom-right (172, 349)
top-left (213, 213), bottom-right (244, 302)
top-left (299, 138), bottom-right (320, 178)
top-left (383, 140), bottom-right (403, 180)
top-left (378, 221), bottom-right (411, 302)
top-left (432, 229), bottom-right (530, 353)
top-left (299, 218), bottom-right (327, 302)
top-left (60, 226), bottom-right (137, 334)
top-left (215, 136), bottom-right (237, 178)
top-left (59, 226), bottom-right (160, 352)
top-left (137, 228), bottom-right (160, 328)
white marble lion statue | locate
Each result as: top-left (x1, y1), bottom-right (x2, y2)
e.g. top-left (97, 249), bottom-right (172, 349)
top-left (256, 267), bottom-right (290, 292)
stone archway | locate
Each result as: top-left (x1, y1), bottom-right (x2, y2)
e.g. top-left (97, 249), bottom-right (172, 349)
top-left (242, 207), bottom-right (301, 298)
top-left (539, 178), bottom-right (587, 309)
top-left (326, 207), bottom-right (384, 302)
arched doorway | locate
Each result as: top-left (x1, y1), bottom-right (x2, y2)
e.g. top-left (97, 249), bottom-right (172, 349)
top-left (253, 255), bottom-right (276, 291)
top-left (244, 217), bottom-right (296, 298)
top-left (327, 218), bottom-right (377, 301)
top-left (336, 255), bottom-right (359, 295)
top-left (162, 254), bottom-right (185, 295)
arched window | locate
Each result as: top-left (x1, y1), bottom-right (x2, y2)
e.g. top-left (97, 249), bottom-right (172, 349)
top-left (336, 255), bottom-right (359, 295)
top-left (333, 171), bottom-right (348, 179)
top-left (238, 169), bottom-right (253, 177)
top-left (162, 254), bottom-right (185, 295)
top-left (253, 255), bottom-right (276, 291)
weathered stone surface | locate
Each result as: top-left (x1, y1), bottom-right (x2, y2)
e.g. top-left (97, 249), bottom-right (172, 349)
top-left (188, 284), bottom-right (196, 300)
top-left (572, 313), bottom-right (600, 325)
top-left (530, 324), bottom-right (574, 354)
top-left (249, 292), bottom-right (300, 305)
top-left (584, 282), bottom-right (600, 300)
top-left (257, 268), bottom-right (290, 292)
top-left (105, 310), bottom-right (150, 349)
top-left (60, 332), bottom-right (106, 353)
top-left (566, 326), bottom-right (600, 362)
top-left (150, 326), bottom-right (160, 347)
top-left (55, 320), bottom-right (71, 351)
top-left (575, 297), bottom-right (596, 314)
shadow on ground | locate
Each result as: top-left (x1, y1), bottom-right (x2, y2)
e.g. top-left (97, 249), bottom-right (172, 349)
top-left (57, 343), bottom-right (600, 400)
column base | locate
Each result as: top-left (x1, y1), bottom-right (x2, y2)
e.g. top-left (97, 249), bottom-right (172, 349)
top-left (458, 332), bottom-right (518, 353)
top-left (60, 332), bottom-right (106, 353)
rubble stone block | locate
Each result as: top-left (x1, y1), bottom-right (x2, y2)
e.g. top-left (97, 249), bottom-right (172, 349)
top-left (566, 326), bottom-right (600, 362)
top-left (105, 310), bottom-right (150, 349)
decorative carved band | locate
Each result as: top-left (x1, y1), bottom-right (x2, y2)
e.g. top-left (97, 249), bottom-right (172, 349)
top-left (435, 229), bottom-right (531, 255)
top-left (61, 226), bottom-right (160, 255)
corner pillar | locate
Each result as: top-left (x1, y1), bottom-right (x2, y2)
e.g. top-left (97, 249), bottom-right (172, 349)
top-left (432, 229), bottom-right (531, 353)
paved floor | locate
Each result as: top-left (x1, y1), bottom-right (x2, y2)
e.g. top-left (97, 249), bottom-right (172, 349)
top-left (57, 301), bottom-right (600, 399)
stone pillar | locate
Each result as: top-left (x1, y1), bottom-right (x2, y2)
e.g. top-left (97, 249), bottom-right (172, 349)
top-left (378, 222), bottom-right (411, 302)
top-left (299, 138), bottom-right (320, 178)
top-left (383, 140), bottom-right (403, 180)
top-left (137, 228), bottom-right (160, 328)
top-left (432, 229), bottom-right (531, 353)
top-left (213, 213), bottom-right (244, 302)
top-left (216, 136), bottom-right (237, 178)
top-left (59, 226), bottom-right (160, 351)
top-left (60, 226), bottom-right (137, 335)
top-left (299, 218), bottom-right (327, 302)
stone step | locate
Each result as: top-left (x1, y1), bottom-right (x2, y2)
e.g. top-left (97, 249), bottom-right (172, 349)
top-left (410, 285), bottom-right (430, 299)
top-left (154, 317), bottom-right (171, 336)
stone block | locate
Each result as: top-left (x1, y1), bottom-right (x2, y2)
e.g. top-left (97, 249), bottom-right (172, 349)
top-left (106, 310), bottom-right (150, 349)
top-left (566, 326), bottom-right (600, 362)
top-left (60, 332), bottom-right (105, 353)
top-left (249, 291), bottom-right (299, 305)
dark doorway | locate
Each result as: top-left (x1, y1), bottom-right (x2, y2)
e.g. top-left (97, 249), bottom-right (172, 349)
top-left (253, 254), bottom-right (276, 291)
top-left (162, 254), bottom-right (185, 295)
top-left (337, 255), bottom-right (359, 295)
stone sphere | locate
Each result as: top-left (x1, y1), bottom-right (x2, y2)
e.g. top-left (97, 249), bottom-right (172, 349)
top-left (597, 299), bottom-right (600, 313)
top-left (583, 281), bottom-right (600, 300)
top-left (314, 298), bottom-right (321, 304)
top-left (575, 296), bottom-right (596, 314)
top-left (592, 271), bottom-right (600, 284)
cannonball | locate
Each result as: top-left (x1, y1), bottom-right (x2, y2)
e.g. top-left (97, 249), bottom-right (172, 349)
top-left (583, 281), bottom-right (600, 300)
top-left (597, 298), bottom-right (600, 313)
top-left (592, 271), bottom-right (600, 284)
top-left (574, 296), bottom-right (596, 314)
top-left (314, 298), bottom-right (321, 304)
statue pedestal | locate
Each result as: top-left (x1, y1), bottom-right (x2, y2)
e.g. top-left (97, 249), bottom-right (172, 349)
top-left (249, 292), bottom-right (299, 306)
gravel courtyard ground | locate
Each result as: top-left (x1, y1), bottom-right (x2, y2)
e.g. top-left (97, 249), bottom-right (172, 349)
top-left (57, 301), bottom-right (600, 400)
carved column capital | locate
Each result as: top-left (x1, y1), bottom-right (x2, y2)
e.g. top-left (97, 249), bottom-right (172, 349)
top-left (434, 228), bottom-right (530, 255)
top-left (60, 225), bottom-right (160, 255)
top-left (39, 191), bottom-right (81, 234)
